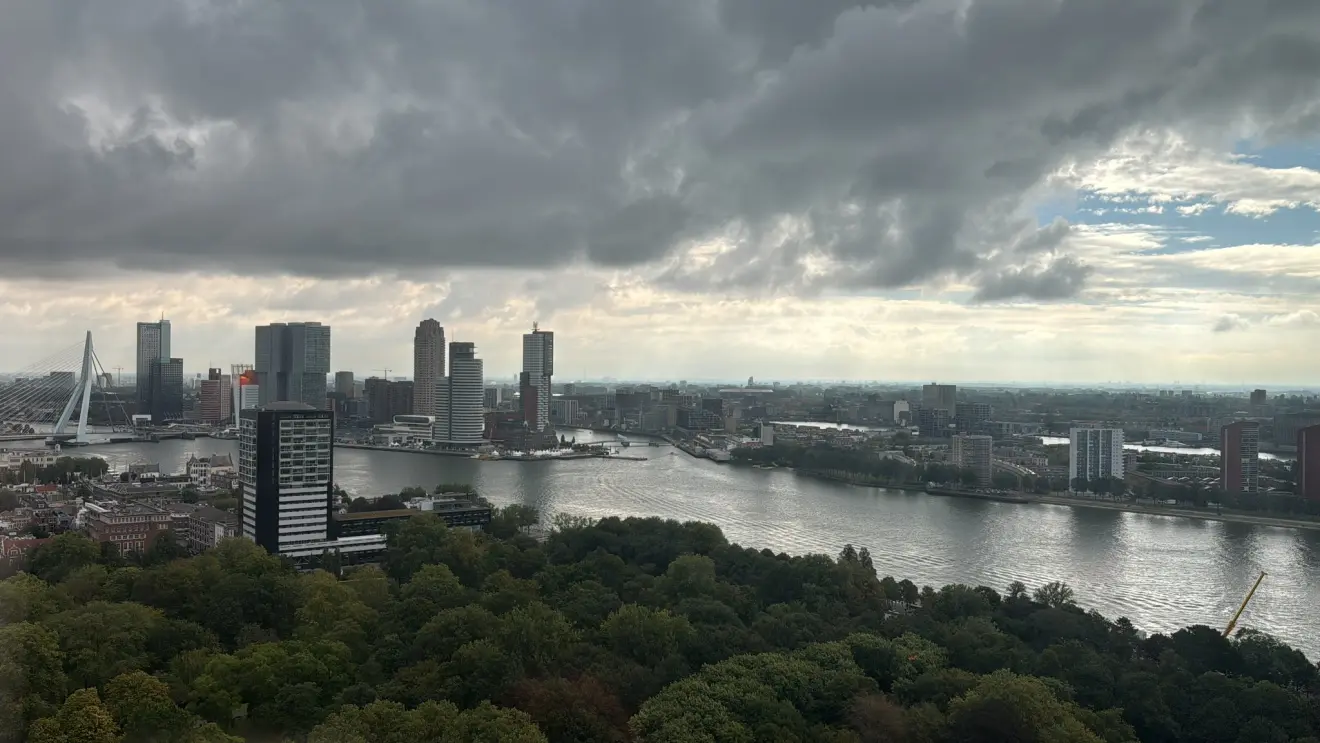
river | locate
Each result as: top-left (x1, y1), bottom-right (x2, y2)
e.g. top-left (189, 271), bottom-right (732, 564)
top-left (87, 430), bottom-right (1320, 659)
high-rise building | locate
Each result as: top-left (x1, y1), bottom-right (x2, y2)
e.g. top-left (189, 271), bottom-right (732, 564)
top-left (951, 434), bottom-right (993, 487)
top-left (1220, 421), bottom-right (1260, 493)
top-left (135, 319), bottom-right (171, 415)
top-left (388, 381), bottom-right (414, 422)
top-left (148, 358), bottom-right (184, 423)
top-left (239, 403), bottom-right (334, 556)
top-left (234, 369), bottom-right (259, 425)
top-left (434, 342), bottom-right (485, 446)
top-left (1068, 428), bottom-right (1124, 489)
top-left (955, 402), bottom-right (992, 433)
top-left (1297, 425), bottom-right (1320, 502)
top-left (254, 322), bottom-right (331, 410)
top-left (365, 377), bottom-right (392, 424)
top-left (922, 383), bottom-right (957, 414)
top-left (1250, 389), bottom-right (1268, 407)
top-left (413, 320), bottom-right (445, 416)
top-left (198, 368), bottom-right (232, 424)
top-left (335, 371), bottom-right (356, 398)
top-left (521, 324), bottom-right (554, 432)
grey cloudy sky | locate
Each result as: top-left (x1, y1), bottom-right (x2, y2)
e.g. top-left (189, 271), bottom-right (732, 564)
top-left (3, 0), bottom-right (1320, 383)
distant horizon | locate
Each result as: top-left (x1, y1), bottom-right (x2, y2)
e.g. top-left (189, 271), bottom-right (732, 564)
top-left (4, 369), bottom-right (1315, 395)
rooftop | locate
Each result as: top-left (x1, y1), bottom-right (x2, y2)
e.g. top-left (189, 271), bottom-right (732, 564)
top-left (262, 401), bottom-right (318, 411)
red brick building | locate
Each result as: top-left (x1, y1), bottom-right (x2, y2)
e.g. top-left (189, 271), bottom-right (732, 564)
top-left (83, 501), bottom-right (172, 554)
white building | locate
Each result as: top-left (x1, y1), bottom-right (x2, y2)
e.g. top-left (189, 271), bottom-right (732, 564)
top-left (760, 423), bottom-right (775, 446)
top-left (951, 434), bottom-right (993, 487)
top-left (412, 320), bottom-right (445, 416)
top-left (434, 342), bottom-right (485, 446)
top-left (521, 325), bottom-right (554, 432)
top-left (0, 447), bottom-right (59, 472)
top-left (1069, 427), bottom-right (1125, 488)
top-left (373, 415), bottom-right (435, 446)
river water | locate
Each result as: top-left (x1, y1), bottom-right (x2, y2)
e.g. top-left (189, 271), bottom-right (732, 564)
top-left (87, 430), bottom-right (1320, 659)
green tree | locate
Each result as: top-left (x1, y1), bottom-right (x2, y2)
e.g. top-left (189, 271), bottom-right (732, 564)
top-left (601, 604), bottom-right (695, 666)
top-left (1032, 581), bottom-right (1076, 609)
top-left (0, 622), bottom-right (68, 743)
top-left (28, 533), bottom-right (101, 583)
top-left (103, 670), bottom-right (192, 741)
top-left (27, 688), bottom-right (121, 743)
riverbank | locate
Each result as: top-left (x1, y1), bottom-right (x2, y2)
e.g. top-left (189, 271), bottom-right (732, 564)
top-left (333, 442), bottom-right (646, 463)
top-left (781, 466), bottom-right (1320, 532)
top-left (1022, 494), bottom-right (1320, 532)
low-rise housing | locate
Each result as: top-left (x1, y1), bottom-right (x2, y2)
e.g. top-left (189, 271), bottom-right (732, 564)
top-left (187, 505), bottom-right (239, 553)
top-left (83, 500), bottom-right (172, 554)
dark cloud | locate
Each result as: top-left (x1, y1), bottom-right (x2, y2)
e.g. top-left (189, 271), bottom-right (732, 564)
top-left (2, 0), bottom-right (1320, 302)
top-left (971, 255), bottom-right (1094, 303)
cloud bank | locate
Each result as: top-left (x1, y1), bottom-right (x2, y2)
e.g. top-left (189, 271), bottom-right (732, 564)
top-left (4, 0), bottom-right (1320, 305)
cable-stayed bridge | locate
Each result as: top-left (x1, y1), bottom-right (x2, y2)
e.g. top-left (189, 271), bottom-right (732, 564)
top-left (0, 332), bottom-right (133, 445)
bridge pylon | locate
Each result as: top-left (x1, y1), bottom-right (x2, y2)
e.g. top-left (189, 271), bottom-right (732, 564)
top-left (53, 332), bottom-right (97, 443)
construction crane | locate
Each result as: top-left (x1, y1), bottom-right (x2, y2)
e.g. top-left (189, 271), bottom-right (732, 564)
top-left (112, 366), bottom-right (124, 386)
top-left (374, 369), bottom-right (392, 380)
top-left (1223, 571), bottom-right (1266, 638)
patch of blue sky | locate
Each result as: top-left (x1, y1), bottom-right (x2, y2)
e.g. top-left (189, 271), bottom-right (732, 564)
top-left (1230, 140), bottom-right (1320, 170)
top-left (1037, 191), bottom-right (1320, 254)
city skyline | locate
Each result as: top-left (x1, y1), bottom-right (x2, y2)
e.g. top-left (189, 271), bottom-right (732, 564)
top-left (2, 3), bottom-right (1320, 385)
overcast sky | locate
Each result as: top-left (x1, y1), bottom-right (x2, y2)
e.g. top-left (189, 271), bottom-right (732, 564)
top-left (2, 0), bottom-right (1320, 384)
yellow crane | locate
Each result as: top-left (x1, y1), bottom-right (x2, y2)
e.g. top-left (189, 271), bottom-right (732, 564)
top-left (1222, 571), bottom-right (1266, 638)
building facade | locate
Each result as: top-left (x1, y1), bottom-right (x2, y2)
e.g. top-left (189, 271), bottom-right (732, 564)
top-left (187, 505), bottom-right (239, 554)
top-left (198, 368), bottom-right (232, 424)
top-left (1068, 428), bottom-right (1125, 488)
top-left (239, 403), bottom-right (334, 556)
top-left (921, 383), bottom-right (957, 414)
top-left (434, 342), bottom-right (485, 446)
top-left (412, 320), bottom-right (445, 416)
top-left (521, 325), bottom-right (554, 432)
top-left (1220, 421), bottom-right (1261, 493)
top-left (135, 319), bottom-right (171, 416)
top-left (1298, 425), bottom-right (1320, 502)
top-left (83, 501), bottom-right (172, 554)
top-left (254, 322), bottom-right (331, 409)
top-left (335, 371), bottom-right (356, 398)
top-left (149, 358), bottom-right (184, 423)
top-left (951, 434), bottom-right (993, 487)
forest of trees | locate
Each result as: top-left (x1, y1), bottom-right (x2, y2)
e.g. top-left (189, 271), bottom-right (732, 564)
top-left (2, 512), bottom-right (1317, 742)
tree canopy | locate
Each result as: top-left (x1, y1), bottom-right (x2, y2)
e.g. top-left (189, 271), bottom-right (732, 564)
top-left (6, 513), bottom-right (1317, 742)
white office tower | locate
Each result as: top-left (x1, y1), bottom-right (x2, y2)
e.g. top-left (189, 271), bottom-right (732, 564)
top-left (433, 342), bottom-right (485, 446)
top-left (521, 324), bottom-right (554, 431)
top-left (1068, 428), bottom-right (1125, 488)
top-left (254, 322), bottom-right (331, 409)
top-left (413, 319), bottom-right (445, 416)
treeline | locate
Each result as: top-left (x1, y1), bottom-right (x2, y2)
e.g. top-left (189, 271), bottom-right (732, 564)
top-left (0, 455), bottom-right (109, 486)
top-left (2, 515), bottom-right (1317, 742)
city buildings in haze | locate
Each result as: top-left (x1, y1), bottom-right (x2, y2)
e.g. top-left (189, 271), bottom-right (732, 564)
top-left (1298, 425), bottom-right (1320, 502)
top-left (413, 320), bottom-right (445, 416)
top-left (335, 371), bottom-right (355, 398)
top-left (922, 383), bottom-right (957, 413)
top-left (1220, 420), bottom-right (1261, 492)
top-left (233, 368), bottom-right (258, 426)
top-left (951, 434), bottom-right (993, 487)
top-left (520, 324), bottom-right (554, 432)
top-left (198, 368), bottom-right (232, 424)
top-left (433, 341), bottom-right (485, 446)
top-left (148, 357), bottom-right (184, 423)
top-left (1068, 427), bottom-right (1124, 489)
top-left (135, 318), bottom-right (171, 415)
top-left (254, 322), bottom-right (331, 410)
